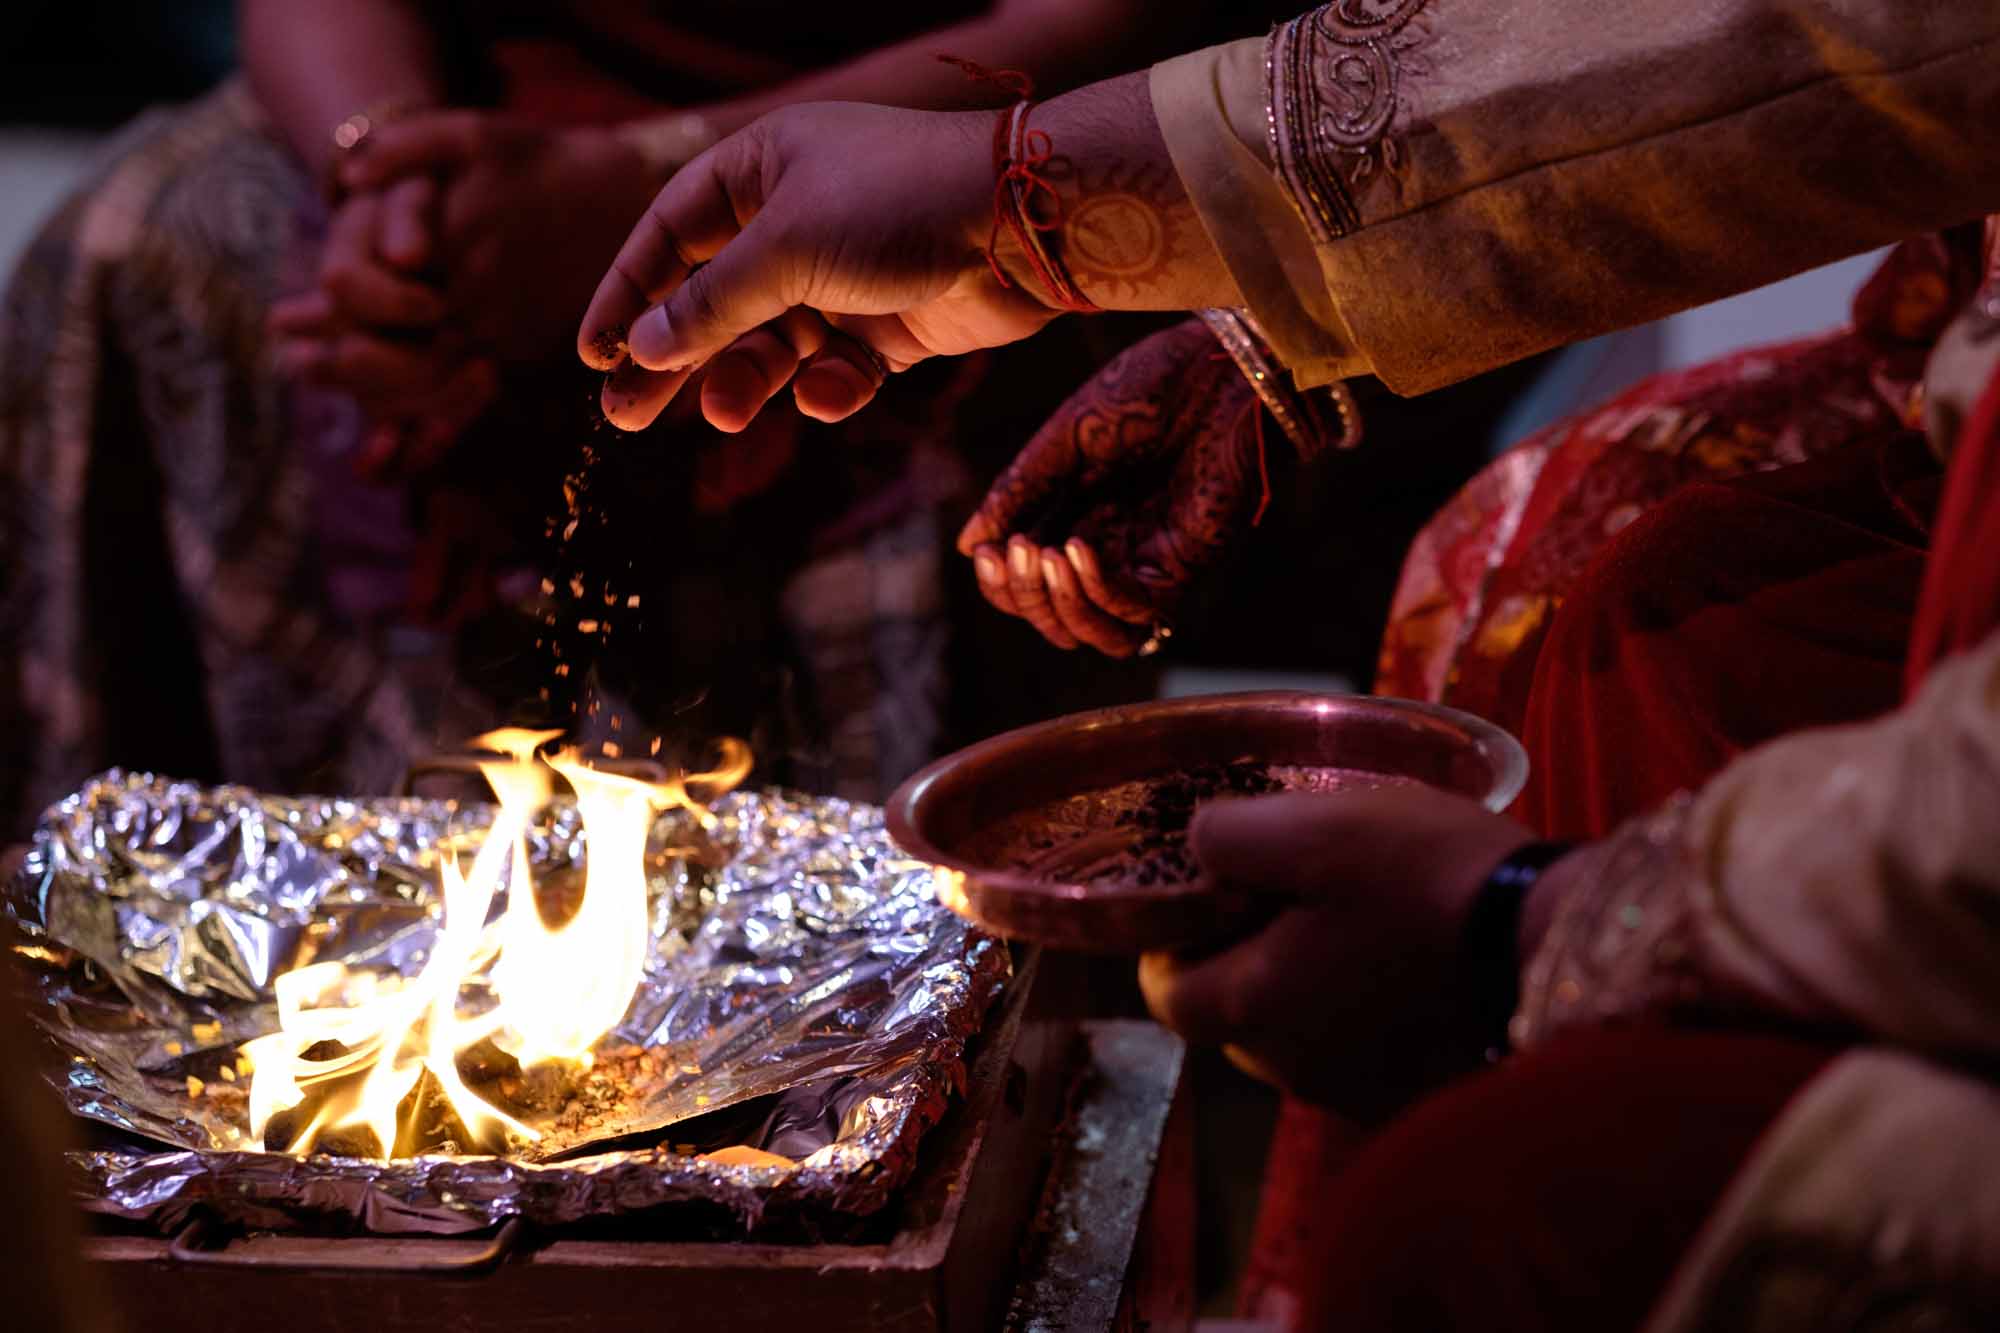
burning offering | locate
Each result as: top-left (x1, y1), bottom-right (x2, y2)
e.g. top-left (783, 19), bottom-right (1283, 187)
top-left (6, 759), bottom-right (1006, 1234)
top-left (240, 729), bottom-right (743, 1160)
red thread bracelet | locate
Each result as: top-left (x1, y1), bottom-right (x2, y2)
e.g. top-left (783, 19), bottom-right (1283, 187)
top-left (992, 102), bottom-right (1100, 314)
top-left (939, 55), bottom-right (1101, 315)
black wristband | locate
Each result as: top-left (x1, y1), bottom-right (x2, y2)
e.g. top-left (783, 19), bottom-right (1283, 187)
top-left (1461, 840), bottom-right (1573, 1061)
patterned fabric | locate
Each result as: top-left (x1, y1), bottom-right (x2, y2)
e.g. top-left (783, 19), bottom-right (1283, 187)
top-left (1167, 0), bottom-right (2000, 395)
top-left (1376, 230), bottom-right (1988, 735)
top-left (0, 85), bottom-right (432, 833)
top-left (1245, 225), bottom-right (1996, 1328)
top-left (1514, 240), bottom-right (2000, 1058)
top-left (1264, 0), bottom-right (1430, 240)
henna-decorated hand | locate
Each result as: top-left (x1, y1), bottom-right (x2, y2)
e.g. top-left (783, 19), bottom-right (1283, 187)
top-left (956, 318), bottom-right (1275, 656)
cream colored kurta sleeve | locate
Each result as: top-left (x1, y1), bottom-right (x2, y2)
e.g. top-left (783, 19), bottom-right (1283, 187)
top-left (1152, 1), bottom-right (2000, 395)
top-left (1151, 41), bottom-right (1368, 383)
top-left (1514, 627), bottom-right (2000, 1057)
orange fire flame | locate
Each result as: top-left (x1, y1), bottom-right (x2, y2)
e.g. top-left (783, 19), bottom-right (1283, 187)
top-left (243, 729), bottom-right (751, 1158)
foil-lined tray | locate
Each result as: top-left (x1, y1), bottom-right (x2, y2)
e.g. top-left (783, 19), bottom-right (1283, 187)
top-left (3, 771), bottom-right (1006, 1235)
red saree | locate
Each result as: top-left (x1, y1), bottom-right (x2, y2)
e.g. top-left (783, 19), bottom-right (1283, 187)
top-left (1381, 227), bottom-right (1987, 838)
top-left (1246, 225), bottom-right (2000, 1330)
top-left (1909, 360), bottom-right (2000, 681)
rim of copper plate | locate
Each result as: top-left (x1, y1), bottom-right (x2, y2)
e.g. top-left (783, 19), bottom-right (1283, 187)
top-left (886, 692), bottom-right (1528, 953)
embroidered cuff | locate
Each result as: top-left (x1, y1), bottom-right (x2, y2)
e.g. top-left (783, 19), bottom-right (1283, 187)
top-left (1150, 42), bottom-right (1368, 390)
top-left (1511, 794), bottom-right (1712, 1050)
top-left (1266, 1), bottom-right (1429, 242)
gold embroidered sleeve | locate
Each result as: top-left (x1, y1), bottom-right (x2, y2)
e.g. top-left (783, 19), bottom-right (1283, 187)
top-left (1151, 38), bottom-right (1367, 388)
top-left (1168, 1), bottom-right (2000, 396)
top-left (1265, 1), bottom-right (1429, 244)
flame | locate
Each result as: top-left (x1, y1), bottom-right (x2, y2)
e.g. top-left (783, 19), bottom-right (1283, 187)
top-left (243, 730), bottom-right (748, 1158)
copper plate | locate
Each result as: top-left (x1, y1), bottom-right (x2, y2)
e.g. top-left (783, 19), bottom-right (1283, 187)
top-left (886, 692), bottom-right (1528, 954)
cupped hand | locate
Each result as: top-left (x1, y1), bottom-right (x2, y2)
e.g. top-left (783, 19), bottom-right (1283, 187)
top-left (956, 319), bottom-right (1271, 657)
top-left (1138, 787), bottom-right (1543, 1123)
top-left (575, 102), bottom-right (1060, 432)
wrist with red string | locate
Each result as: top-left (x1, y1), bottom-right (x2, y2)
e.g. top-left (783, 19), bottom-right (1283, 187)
top-left (939, 56), bottom-right (1102, 316)
top-left (987, 99), bottom-right (1102, 315)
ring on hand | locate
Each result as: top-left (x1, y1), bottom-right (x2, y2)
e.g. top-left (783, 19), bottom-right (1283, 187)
top-left (1137, 623), bottom-right (1173, 658)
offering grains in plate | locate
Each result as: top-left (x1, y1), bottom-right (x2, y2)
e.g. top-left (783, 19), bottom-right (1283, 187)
top-left (967, 761), bottom-right (1419, 890)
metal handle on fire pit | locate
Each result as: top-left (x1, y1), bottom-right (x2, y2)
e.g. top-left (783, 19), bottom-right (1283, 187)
top-left (167, 1215), bottom-right (527, 1274)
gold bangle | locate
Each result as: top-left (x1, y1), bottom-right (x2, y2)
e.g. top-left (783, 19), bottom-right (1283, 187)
top-left (1198, 307), bottom-right (1361, 461)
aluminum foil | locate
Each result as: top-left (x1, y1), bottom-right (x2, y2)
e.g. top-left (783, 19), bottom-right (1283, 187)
top-left (4, 770), bottom-right (1007, 1235)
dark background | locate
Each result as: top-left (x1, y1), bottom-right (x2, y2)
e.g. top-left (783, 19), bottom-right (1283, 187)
top-left (3, 1), bottom-right (236, 126)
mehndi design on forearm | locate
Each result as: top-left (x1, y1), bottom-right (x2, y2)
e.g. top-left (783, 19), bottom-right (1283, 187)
top-left (1058, 157), bottom-right (1201, 305)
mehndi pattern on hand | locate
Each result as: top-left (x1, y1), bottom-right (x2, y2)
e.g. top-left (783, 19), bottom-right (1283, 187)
top-left (959, 316), bottom-right (1343, 656)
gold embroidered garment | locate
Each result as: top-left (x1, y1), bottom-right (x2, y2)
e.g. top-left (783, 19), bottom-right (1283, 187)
top-left (1151, 1), bottom-right (2000, 394)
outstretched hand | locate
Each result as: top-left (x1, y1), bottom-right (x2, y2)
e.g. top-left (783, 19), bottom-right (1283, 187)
top-left (957, 319), bottom-right (1276, 656)
top-left (1139, 787), bottom-right (1556, 1123)
top-left (574, 70), bottom-right (1237, 433)
top-left (574, 100), bottom-right (1058, 432)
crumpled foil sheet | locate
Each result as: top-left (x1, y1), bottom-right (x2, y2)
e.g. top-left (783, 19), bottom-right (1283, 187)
top-left (3, 770), bottom-right (1007, 1235)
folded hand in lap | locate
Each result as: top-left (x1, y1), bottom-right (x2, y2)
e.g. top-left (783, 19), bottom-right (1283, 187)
top-left (268, 181), bottom-right (497, 480)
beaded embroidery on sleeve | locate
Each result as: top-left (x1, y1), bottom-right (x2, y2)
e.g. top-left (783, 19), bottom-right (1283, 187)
top-left (1509, 795), bottom-right (1720, 1050)
top-left (1265, 0), bottom-right (1430, 242)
